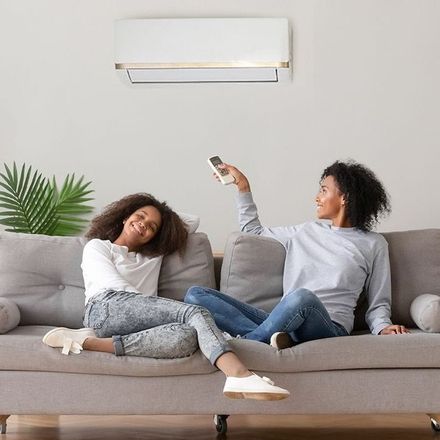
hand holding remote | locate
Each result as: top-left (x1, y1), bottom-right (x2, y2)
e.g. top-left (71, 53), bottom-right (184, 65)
top-left (218, 163), bottom-right (251, 193)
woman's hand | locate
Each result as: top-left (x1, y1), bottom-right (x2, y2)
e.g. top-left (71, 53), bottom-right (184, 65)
top-left (215, 164), bottom-right (251, 193)
top-left (379, 324), bottom-right (410, 335)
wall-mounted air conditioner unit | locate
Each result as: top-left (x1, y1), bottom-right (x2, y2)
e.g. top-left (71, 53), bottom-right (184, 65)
top-left (114, 18), bottom-right (291, 84)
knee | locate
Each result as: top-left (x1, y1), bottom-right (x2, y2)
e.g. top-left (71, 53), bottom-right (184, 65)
top-left (178, 326), bottom-right (199, 357)
top-left (185, 302), bottom-right (213, 322)
top-left (184, 286), bottom-right (205, 305)
top-left (189, 303), bottom-right (211, 317)
top-left (285, 288), bottom-right (316, 307)
top-left (162, 324), bottom-right (198, 358)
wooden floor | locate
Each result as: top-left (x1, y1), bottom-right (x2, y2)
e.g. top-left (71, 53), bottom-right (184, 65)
top-left (2, 414), bottom-right (438, 440)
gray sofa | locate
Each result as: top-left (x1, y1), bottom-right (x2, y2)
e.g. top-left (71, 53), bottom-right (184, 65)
top-left (1, 228), bottom-right (440, 435)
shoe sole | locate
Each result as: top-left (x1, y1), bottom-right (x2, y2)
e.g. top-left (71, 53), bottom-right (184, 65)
top-left (223, 391), bottom-right (289, 401)
top-left (270, 333), bottom-right (295, 350)
top-left (42, 327), bottom-right (93, 346)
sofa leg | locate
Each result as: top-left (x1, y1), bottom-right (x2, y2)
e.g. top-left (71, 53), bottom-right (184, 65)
top-left (0, 415), bottom-right (9, 434)
top-left (213, 414), bottom-right (229, 434)
top-left (427, 414), bottom-right (440, 433)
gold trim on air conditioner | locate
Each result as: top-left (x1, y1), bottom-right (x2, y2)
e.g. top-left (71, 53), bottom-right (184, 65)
top-left (115, 61), bottom-right (289, 70)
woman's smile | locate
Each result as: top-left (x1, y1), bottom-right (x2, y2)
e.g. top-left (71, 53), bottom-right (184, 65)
top-left (114, 205), bottom-right (162, 251)
top-left (131, 222), bottom-right (146, 236)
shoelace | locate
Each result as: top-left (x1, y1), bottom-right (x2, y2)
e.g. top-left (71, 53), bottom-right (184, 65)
top-left (61, 337), bottom-right (83, 355)
top-left (262, 376), bottom-right (274, 386)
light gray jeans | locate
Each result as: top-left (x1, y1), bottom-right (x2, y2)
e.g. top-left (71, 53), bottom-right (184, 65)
top-left (83, 290), bottom-right (232, 364)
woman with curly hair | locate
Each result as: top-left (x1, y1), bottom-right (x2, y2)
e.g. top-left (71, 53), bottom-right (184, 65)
top-left (42, 193), bottom-right (289, 400)
top-left (185, 160), bottom-right (410, 349)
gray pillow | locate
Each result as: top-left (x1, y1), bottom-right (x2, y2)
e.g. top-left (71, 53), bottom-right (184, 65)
top-left (159, 233), bottom-right (216, 301)
top-left (0, 232), bottom-right (87, 328)
top-left (410, 294), bottom-right (440, 333)
top-left (381, 229), bottom-right (440, 327)
top-left (220, 232), bottom-right (285, 312)
top-left (0, 297), bottom-right (20, 333)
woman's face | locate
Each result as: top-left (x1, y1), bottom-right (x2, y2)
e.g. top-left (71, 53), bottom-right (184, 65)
top-left (315, 175), bottom-right (346, 220)
top-left (121, 205), bottom-right (162, 249)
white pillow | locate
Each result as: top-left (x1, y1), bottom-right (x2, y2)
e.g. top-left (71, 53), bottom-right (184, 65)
top-left (410, 294), bottom-right (440, 333)
top-left (0, 297), bottom-right (21, 334)
top-left (178, 212), bottom-right (200, 234)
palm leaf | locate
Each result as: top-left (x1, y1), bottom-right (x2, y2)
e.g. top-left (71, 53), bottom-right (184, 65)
top-left (0, 162), bottom-right (94, 236)
top-left (22, 169), bottom-right (41, 212)
top-left (27, 179), bottom-right (54, 231)
top-left (0, 163), bottom-right (35, 233)
top-left (51, 173), bottom-right (94, 236)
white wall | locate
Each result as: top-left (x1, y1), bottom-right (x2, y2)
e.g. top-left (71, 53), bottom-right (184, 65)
top-left (1, 0), bottom-right (439, 251)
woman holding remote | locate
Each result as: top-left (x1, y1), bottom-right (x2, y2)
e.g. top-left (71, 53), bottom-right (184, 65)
top-left (185, 160), bottom-right (409, 349)
top-left (42, 193), bottom-right (289, 401)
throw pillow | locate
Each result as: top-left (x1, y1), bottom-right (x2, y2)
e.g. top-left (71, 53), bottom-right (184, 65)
top-left (178, 213), bottom-right (200, 233)
top-left (0, 297), bottom-right (21, 334)
top-left (410, 294), bottom-right (440, 333)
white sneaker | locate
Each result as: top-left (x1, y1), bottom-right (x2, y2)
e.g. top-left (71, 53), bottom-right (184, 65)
top-left (222, 331), bottom-right (233, 341)
top-left (223, 373), bottom-right (290, 401)
top-left (42, 327), bottom-right (96, 355)
top-left (270, 332), bottom-right (295, 350)
top-left (222, 332), bottom-right (242, 341)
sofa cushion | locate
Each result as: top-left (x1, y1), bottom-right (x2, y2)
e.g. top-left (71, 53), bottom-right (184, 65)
top-left (0, 325), bottom-right (214, 377)
top-left (0, 232), bottom-right (215, 327)
top-left (231, 329), bottom-right (440, 373)
top-left (220, 229), bottom-right (440, 330)
top-left (159, 233), bottom-right (215, 302)
top-left (0, 233), bottom-right (86, 328)
top-left (384, 229), bottom-right (440, 327)
top-left (1, 325), bottom-right (438, 377)
top-left (220, 233), bottom-right (285, 312)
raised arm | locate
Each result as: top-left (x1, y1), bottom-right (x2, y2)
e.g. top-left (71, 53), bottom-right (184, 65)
top-left (218, 164), bottom-right (299, 246)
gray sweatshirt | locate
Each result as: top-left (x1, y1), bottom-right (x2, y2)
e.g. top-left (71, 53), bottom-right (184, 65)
top-left (237, 192), bottom-right (393, 335)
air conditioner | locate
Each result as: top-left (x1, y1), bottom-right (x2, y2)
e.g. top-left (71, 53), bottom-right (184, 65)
top-left (114, 18), bottom-right (291, 84)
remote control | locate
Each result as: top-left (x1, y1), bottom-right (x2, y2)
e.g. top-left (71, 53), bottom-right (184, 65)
top-left (207, 156), bottom-right (235, 185)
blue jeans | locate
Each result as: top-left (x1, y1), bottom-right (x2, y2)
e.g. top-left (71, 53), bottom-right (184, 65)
top-left (184, 287), bottom-right (348, 344)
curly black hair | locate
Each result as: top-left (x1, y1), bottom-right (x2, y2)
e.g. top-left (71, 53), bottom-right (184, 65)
top-left (85, 193), bottom-right (188, 257)
top-left (320, 160), bottom-right (391, 231)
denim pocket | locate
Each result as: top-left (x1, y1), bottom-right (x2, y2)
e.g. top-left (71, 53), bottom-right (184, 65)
top-left (85, 301), bottom-right (110, 329)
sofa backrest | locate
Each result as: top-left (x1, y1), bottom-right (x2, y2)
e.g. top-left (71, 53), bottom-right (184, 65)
top-left (0, 231), bottom-right (215, 328)
top-left (220, 229), bottom-right (440, 331)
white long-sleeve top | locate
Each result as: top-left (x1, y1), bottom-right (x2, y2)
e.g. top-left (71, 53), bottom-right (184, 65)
top-left (81, 238), bottom-right (163, 305)
top-left (237, 192), bottom-right (393, 335)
